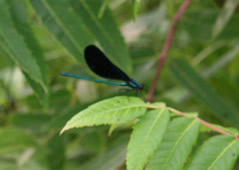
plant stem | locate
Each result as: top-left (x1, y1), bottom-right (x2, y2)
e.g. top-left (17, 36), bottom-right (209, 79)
top-left (147, 0), bottom-right (191, 102)
top-left (146, 104), bottom-right (238, 139)
top-left (168, 107), bottom-right (239, 140)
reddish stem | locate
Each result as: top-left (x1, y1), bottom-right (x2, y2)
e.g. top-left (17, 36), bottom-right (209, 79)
top-left (147, 0), bottom-right (191, 102)
top-left (167, 107), bottom-right (238, 139)
top-left (168, 107), bottom-right (189, 117)
top-left (196, 117), bottom-right (231, 136)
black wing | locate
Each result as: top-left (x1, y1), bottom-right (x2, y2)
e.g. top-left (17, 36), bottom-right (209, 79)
top-left (84, 45), bottom-right (131, 81)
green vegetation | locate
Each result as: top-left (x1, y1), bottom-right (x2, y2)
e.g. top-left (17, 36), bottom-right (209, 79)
top-left (0, 0), bottom-right (238, 170)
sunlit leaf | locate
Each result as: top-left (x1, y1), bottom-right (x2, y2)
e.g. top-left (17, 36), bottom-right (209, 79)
top-left (147, 117), bottom-right (200, 170)
top-left (127, 109), bottom-right (169, 170)
top-left (187, 135), bottom-right (239, 170)
top-left (61, 96), bottom-right (147, 134)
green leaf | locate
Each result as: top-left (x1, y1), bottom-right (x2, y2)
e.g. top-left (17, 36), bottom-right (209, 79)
top-left (199, 122), bottom-right (239, 135)
top-left (48, 134), bottom-right (65, 170)
top-left (0, 128), bottom-right (36, 155)
top-left (7, 0), bottom-right (49, 107)
top-left (187, 135), bottom-right (239, 170)
top-left (19, 160), bottom-right (47, 170)
top-left (217, 14), bottom-right (239, 41)
top-left (202, 45), bottom-right (239, 78)
top-left (181, 9), bottom-right (216, 42)
top-left (8, 0), bottom-right (48, 87)
top-left (19, 147), bottom-right (48, 170)
top-left (147, 117), bottom-right (200, 170)
top-left (30, 0), bottom-right (131, 74)
top-left (0, 0), bottom-right (43, 88)
top-left (10, 113), bottom-right (52, 132)
top-left (169, 58), bottom-right (239, 127)
top-left (147, 102), bottom-right (166, 108)
top-left (127, 109), bottom-right (170, 170)
top-left (182, 7), bottom-right (239, 41)
top-left (60, 96), bottom-right (147, 134)
top-left (70, 0), bottom-right (132, 74)
top-left (46, 104), bottom-right (85, 130)
top-left (98, 0), bottom-right (112, 18)
top-left (29, 0), bottom-right (94, 64)
top-left (212, 124), bottom-right (239, 136)
top-left (133, 0), bottom-right (141, 20)
top-left (192, 42), bottom-right (225, 65)
top-left (212, 0), bottom-right (239, 38)
top-left (108, 123), bottom-right (121, 136)
top-left (80, 141), bottom-right (127, 170)
top-left (81, 131), bottom-right (106, 154)
top-left (0, 162), bottom-right (16, 170)
top-left (24, 74), bottom-right (49, 108)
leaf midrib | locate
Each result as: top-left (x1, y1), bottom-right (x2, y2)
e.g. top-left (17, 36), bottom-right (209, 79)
top-left (0, 37), bottom-right (43, 86)
top-left (208, 139), bottom-right (237, 169)
top-left (143, 109), bottom-right (165, 143)
top-left (162, 119), bottom-right (198, 169)
top-left (76, 104), bottom-right (146, 119)
top-left (79, 0), bottom-right (126, 69)
top-left (80, 0), bottom-right (117, 50)
top-left (41, 0), bottom-right (83, 53)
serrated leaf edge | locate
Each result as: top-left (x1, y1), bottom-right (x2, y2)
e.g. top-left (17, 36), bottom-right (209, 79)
top-left (208, 139), bottom-right (238, 169)
top-left (60, 104), bottom-right (146, 134)
top-left (162, 118), bottom-right (199, 169)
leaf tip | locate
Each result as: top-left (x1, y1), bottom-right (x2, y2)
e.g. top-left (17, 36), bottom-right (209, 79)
top-left (60, 127), bottom-right (67, 135)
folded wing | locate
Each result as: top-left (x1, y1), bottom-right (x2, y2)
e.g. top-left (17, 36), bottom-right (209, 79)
top-left (84, 45), bottom-right (131, 81)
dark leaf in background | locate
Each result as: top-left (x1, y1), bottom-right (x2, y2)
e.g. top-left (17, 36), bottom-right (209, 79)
top-left (70, 0), bottom-right (132, 74)
top-left (169, 58), bottom-right (239, 127)
top-left (10, 113), bottom-right (52, 132)
top-left (0, 0), bottom-right (48, 107)
top-left (80, 139), bottom-right (127, 170)
top-left (48, 134), bottom-right (65, 170)
top-left (0, 129), bottom-right (36, 155)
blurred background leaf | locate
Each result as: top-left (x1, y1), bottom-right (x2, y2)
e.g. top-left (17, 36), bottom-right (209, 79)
top-left (169, 58), bottom-right (239, 127)
top-left (133, 0), bottom-right (141, 20)
top-left (212, 0), bottom-right (239, 38)
top-left (0, 0), bottom-right (48, 108)
top-left (70, 0), bottom-right (132, 74)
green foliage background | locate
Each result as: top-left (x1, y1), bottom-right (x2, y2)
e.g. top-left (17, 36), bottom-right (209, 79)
top-left (0, 0), bottom-right (239, 169)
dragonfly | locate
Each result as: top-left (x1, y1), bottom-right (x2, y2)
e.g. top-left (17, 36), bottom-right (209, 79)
top-left (61, 45), bottom-right (144, 92)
